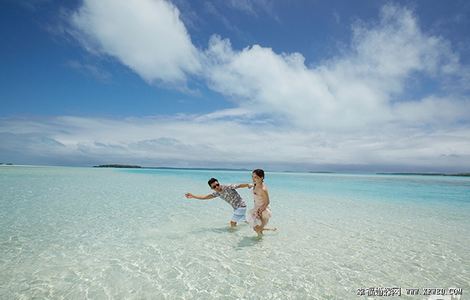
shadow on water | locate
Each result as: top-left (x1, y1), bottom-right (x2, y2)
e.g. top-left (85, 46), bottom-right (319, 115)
top-left (189, 226), bottom-right (238, 235)
top-left (236, 235), bottom-right (262, 248)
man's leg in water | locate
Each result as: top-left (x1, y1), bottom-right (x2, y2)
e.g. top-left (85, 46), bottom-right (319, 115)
top-left (230, 207), bottom-right (246, 228)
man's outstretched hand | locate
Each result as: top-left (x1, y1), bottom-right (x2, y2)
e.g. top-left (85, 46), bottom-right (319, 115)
top-left (185, 193), bottom-right (194, 199)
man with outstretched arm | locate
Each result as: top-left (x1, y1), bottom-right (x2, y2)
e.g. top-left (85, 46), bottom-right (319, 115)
top-left (185, 178), bottom-right (252, 228)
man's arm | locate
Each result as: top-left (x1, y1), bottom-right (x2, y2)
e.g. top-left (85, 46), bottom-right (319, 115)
top-left (231, 183), bottom-right (254, 189)
top-left (185, 193), bottom-right (216, 200)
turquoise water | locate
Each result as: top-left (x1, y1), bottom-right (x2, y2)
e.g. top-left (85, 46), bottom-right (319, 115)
top-left (0, 166), bottom-right (469, 299)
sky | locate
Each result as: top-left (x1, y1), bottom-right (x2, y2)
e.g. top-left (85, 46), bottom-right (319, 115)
top-left (1, 0), bottom-right (470, 172)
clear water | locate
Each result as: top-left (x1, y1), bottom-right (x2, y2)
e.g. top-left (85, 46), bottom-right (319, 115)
top-left (0, 166), bottom-right (469, 299)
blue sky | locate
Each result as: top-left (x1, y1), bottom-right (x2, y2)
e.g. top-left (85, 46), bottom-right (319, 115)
top-left (1, 0), bottom-right (470, 171)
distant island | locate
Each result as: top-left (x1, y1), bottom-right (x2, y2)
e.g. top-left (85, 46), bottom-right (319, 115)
top-left (0, 163), bottom-right (14, 165)
top-left (90, 165), bottom-right (469, 176)
top-left (148, 167), bottom-right (251, 171)
top-left (377, 172), bottom-right (470, 177)
top-left (92, 165), bottom-right (250, 171)
top-left (94, 164), bottom-right (142, 168)
top-left (282, 170), bottom-right (336, 173)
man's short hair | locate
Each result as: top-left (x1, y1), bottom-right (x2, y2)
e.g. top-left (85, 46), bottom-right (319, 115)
top-left (208, 178), bottom-right (218, 187)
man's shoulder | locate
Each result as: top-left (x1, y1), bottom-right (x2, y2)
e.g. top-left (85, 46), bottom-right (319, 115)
top-left (223, 184), bottom-right (238, 190)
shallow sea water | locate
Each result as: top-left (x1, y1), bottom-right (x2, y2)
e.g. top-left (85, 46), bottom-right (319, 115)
top-left (0, 166), bottom-right (469, 299)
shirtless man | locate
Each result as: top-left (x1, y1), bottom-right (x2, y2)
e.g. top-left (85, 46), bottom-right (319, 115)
top-left (185, 178), bottom-right (251, 228)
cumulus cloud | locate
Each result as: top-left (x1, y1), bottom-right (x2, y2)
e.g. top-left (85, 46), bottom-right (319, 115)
top-left (204, 4), bottom-right (467, 129)
top-left (69, 2), bottom-right (468, 130)
top-left (392, 96), bottom-right (470, 125)
top-left (4, 2), bottom-right (468, 171)
top-left (71, 0), bottom-right (201, 84)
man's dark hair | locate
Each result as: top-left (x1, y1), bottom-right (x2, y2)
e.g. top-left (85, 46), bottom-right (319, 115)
top-left (208, 178), bottom-right (219, 187)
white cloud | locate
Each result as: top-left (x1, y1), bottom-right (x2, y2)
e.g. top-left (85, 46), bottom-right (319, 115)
top-left (69, 2), bottom-right (467, 131)
top-left (1, 115), bottom-right (470, 171)
top-left (5, 2), bottom-right (468, 171)
top-left (226, 0), bottom-right (279, 21)
top-left (228, 0), bottom-right (256, 16)
top-left (66, 60), bottom-right (111, 82)
top-left (392, 96), bottom-right (470, 125)
top-left (204, 4), bottom-right (467, 130)
top-left (193, 108), bottom-right (256, 122)
top-left (71, 0), bottom-right (201, 84)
